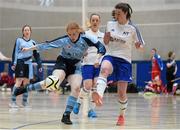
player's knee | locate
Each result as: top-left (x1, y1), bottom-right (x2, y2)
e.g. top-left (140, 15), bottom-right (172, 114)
top-left (71, 86), bottom-right (80, 97)
top-left (84, 83), bottom-right (92, 91)
top-left (15, 80), bottom-right (23, 87)
top-left (100, 67), bottom-right (111, 77)
top-left (119, 93), bottom-right (127, 100)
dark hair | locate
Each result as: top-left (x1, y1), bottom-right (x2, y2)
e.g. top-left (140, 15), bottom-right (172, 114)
top-left (22, 24), bottom-right (32, 33)
top-left (112, 9), bottom-right (116, 18)
top-left (152, 48), bottom-right (157, 52)
top-left (115, 3), bottom-right (133, 19)
top-left (89, 13), bottom-right (101, 21)
top-left (168, 51), bottom-right (173, 58)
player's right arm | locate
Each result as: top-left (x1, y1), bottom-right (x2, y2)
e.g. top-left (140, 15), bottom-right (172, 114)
top-left (11, 38), bottom-right (20, 70)
top-left (22, 35), bottom-right (68, 52)
top-left (103, 21), bottom-right (114, 45)
top-left (104, 32), bottom-right (111, 45)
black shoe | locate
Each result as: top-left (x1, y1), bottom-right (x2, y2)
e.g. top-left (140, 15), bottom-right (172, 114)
top-left (61, 114), bottom-right (72, 125)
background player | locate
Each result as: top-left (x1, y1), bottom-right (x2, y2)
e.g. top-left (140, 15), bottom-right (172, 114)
top-left (9, 25), bottom-right (42, 108)
top-left (150, 48), bottom-right (163, 81)
top-left (73, 13), bottom-right (104, 118)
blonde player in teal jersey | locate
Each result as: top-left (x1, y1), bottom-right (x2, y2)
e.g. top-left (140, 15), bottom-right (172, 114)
top-left (15, 22), bottom-right (106, 125)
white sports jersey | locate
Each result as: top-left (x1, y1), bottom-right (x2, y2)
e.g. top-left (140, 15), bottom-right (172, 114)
top-left (82, 29), bottom-right (104, 65)
top-left (106, 21), bottom-right (144, 63)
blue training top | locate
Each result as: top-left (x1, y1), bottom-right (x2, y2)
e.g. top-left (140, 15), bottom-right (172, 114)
top-left (12, 37), bottom-right (42, 79)
top-left (12, 37), bottom-right (41, 67)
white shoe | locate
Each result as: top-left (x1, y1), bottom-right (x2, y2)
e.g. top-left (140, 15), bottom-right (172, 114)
top-left (22, 102), bottom-right (31, 108)
top-left (9, 102), bottom-right (19, 108)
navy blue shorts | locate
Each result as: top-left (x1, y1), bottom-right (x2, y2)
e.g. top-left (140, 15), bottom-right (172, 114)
top-left (82, 65), bottom-right (100, 80)
top-left (15, 59), bottom-right (29, 78)
top-left (54, 55), bottom-right (81, 77)
top-left (102, 55), bottom-right (132, 82)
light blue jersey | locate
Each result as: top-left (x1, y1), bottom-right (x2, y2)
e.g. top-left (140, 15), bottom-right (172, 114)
top-left (12, 37), bottom-right (42, 79)
top-left (36, 33), bottom-right (106, 60)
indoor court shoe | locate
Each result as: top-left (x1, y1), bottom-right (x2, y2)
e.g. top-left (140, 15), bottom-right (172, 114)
top-left (88, 109), bottom-right (97, 118)
top-left (116, 115), bottom-right (125, 126)
top-left (22, 102), bottom-right (31, 108)
top-left (61, 114), bottom-right (72, 125)
top-left (73, 102), bottom-right (81, 114)
top-left (9, 102), bottom-right (19, 108)
top-left (92, 91), bottom-right (103, 106)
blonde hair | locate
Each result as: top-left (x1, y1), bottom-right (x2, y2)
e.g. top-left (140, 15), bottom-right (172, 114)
top-left (66, 22), bottom-right (84, 33)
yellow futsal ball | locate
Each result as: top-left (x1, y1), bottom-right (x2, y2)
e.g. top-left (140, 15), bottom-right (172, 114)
top-left (45, 75), bottom-right (60, 91)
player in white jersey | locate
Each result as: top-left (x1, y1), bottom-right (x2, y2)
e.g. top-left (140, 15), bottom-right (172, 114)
top-left (73, 13), bottom-right (104, 118)
top-left (92, 3), bottom-right (145, 125)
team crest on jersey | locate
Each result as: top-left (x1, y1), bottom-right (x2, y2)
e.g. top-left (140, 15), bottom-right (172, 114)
top-left (111, 29), bottom-right (115, 32)
top-left (66, 45), bottom-right (72, 49)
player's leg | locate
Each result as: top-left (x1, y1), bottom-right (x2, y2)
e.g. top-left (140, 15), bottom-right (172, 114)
top-left (92, 57), bottom-right (113, 106)
top-left (116, 81), bottom-right (128, 126)
top-left (10, 62), bottom-right (27, 108)
top-left (9, 78), bottom-right (23, 108)
top-left (61, 74), bottom-right (82, 125)
top-left (73, 79), bottom-right (92, 114)
top-left (116, 60), bottom-right (131, 126)
top-left (88, 68), bottom-right (100, 118)
top-left (13, 69), bottom-right (64, 96)
top-left (73, 65), bottom-right (93, 115)
top-left (13, 56), bottom-right (67, 96)
top-left (22, 78), bottom-right (30, 107)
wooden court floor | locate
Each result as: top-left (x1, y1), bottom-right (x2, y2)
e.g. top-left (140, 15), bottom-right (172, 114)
top-left (0, 91), bottom-right (180, 130)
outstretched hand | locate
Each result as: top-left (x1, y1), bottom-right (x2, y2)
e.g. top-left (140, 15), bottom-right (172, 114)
top-left (135, 42), bottom-right (144, 52)
top-left (94, 62), bottom-right (100, 68)
top-left (135, 42), bottom-right (141, 49)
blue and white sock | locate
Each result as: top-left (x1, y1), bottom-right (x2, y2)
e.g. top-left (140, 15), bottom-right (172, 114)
top-left (22, 92), bottom-right (28, 103)
top-left (27, 82), bottom-right (42, 91)
top-left (64, 96), bottom-right (77, 115)
top-left (11, 85), bottom-right (18, 103)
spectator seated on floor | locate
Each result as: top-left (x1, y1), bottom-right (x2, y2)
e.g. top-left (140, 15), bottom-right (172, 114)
top-left (0, 72), bottom-right (15, 91)
top-left (172, 83), bottom-right (180, 95)
top-left (144, 76), bottom-right (166, 94)
top-left (0, 51), bottom-right (11, 61)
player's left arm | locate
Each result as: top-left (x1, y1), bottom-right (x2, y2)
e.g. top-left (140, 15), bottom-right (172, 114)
top-left (82, 35), bottom-right (106, 66)
top-left (133, 26), bottom-right (145, 51)
top-left (32, 41), bottom-right (42, 71)
top-left (82, 36), bottom-right (106, 56)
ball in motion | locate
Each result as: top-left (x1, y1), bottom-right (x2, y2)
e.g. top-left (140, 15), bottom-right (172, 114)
top-left (45, 75), bottom-right (60, 91)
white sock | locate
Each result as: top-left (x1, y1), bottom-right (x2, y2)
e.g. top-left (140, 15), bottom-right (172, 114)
top-left (77, 87), bottom-right (90, 104)
top-left (89, 91), bottom-right (96, 110)
top-left (96, 77), bottom-right (107, 97)
top-left (119, 99), bottom-right (128, 116)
